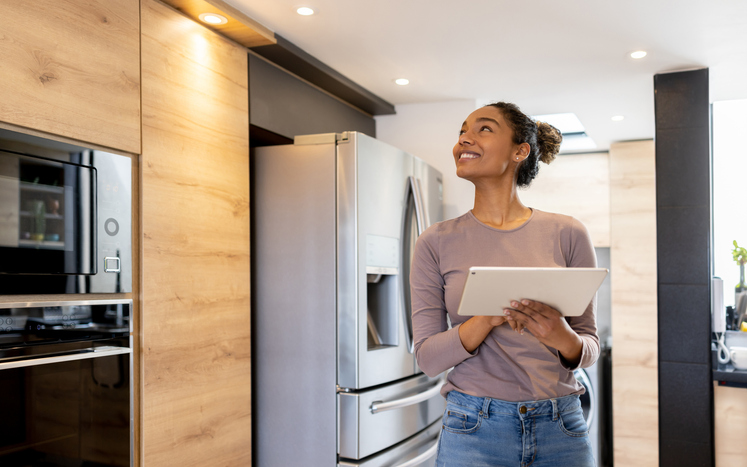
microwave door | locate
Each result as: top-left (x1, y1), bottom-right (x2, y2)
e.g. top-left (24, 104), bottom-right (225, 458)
top-left (0, 150), bottom-right (96, 275)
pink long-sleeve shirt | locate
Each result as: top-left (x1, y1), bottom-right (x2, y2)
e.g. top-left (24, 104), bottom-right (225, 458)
top-left (411, 209), bottom-right (600, 401)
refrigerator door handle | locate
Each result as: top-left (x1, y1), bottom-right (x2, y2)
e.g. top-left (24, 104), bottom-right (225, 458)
top-left (402, 176), bottom-right (429, 355)
top-left (391, 434), bottom-right (440, 467)
top-left (0, 346), bottom-right (131, 370)
top-left (409, 176), bottom-right (429, 234)
top-left (370, 379), bottom-right (442, 414)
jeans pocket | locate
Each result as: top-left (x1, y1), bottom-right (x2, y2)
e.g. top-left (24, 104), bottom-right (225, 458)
top-left (442, 405), bottom-right (483, 434)
top-left (558, 406), bottom-right (589, 437)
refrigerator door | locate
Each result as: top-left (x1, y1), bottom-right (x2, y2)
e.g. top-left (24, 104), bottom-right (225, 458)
top-left (338, 132), bottom-right (422, 389)
top-left (338, 373), bottom-right (445, 460)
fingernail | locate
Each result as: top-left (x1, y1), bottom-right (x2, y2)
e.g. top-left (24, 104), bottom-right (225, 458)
top-left (521, 300), bottom-right (529, 305)
top-left (511, 301), bottom-right (518, 307)
top-left (503, 309), bottom-right (510, 315)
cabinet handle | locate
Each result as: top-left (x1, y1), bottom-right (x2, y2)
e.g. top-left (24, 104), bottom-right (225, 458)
top-left (0, 346), bottom-right (130, 370)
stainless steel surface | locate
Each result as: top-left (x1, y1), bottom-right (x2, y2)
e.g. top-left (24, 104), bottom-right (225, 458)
top-left (0, 345), bottom-right (131, 370)
top-left (408, 176), bottom-right (427, 234)
top-left (339, 373), bottom-right (445, 459)
top-left (393, 436), bottom-right (438, 467)
top-left (253, 142), bottom-right (338, 467)
top-left (574, 368), bottom-right (595, 428)
top-left (338, 421), bottom-right (440, 467)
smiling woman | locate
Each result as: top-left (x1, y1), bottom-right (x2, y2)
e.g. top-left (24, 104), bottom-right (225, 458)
top-left (411, 102), bottom-right (599, 466)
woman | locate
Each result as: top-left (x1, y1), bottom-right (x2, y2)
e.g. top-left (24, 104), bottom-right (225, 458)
top-left (411, 102), bottom-right (598, 466)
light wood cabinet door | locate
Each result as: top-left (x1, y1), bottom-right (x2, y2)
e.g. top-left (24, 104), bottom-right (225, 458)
top-left (140, 0), bottom-right (251, 465)
top-left (0, 0), bottom-right (140, 153)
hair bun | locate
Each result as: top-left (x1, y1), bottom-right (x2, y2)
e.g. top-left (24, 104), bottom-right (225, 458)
top-left (535, 121), bottom-right (562, 164)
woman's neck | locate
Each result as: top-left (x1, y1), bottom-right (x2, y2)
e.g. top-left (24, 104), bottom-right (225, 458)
top-left (471, 182), bottom-right (532, 230)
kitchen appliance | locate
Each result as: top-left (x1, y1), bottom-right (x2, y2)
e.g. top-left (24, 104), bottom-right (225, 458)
top-left (0, 299), bottom-right (132, 466)
top-left (0, 129), bottom-right (131, 294)
top-left (252, 132), bottom-right (444, 466)
top-left (712, 277), bottom-right (726, 333)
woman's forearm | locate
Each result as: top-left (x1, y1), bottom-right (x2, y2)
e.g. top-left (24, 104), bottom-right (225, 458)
top-left (458, 315), bottom-right (505, 353)
top-left (556, 332), bottom-right (583, 367)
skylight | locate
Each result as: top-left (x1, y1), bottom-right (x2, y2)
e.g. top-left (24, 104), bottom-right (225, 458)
top-left (531, 112), bottom-right (597, 153)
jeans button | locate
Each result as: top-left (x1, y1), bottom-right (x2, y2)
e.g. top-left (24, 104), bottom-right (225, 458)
top-left (519, 406), bottom-right (527, 414)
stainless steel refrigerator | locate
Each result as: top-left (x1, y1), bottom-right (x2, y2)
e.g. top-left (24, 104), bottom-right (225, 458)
top-left (252, 132), bottom-right (445, 467)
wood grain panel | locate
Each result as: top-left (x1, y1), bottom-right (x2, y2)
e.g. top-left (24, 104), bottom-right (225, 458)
top-left (0, 0), bottom-right (140, 154)
top-left (714, 383), bottom-right (747, 466)
top-left (609, 140), bottom-right (658, 466)
top-left (518, 152), bottom-right (610, 247)
top-left (140, 0), bottom-right (251, 465)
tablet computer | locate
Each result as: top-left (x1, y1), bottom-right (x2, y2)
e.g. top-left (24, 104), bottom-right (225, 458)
top-left (456, 267), bottom-right (608, 317)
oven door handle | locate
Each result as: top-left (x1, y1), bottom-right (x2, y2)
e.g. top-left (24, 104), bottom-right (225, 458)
top-left (0, 346), bottom-right (131, 370)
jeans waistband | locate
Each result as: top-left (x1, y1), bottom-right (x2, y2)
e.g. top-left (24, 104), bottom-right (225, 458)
top-left (445, 390), bottom-right (581, 421)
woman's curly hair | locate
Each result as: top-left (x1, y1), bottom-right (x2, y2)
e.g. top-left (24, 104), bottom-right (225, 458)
top-left (485, 102), bottom-right (563, 187)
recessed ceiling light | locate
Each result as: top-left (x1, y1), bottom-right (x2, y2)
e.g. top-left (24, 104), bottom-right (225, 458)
top-left (611, 115), bottom-right (625, 121)
top-left (296, 6), bottom-right (315, 16)
top-left (394, 78), bottom-right (410, 86)
top-left (630, 50), bottom-right (647, 59)
top-left (199, 13), bottom-right (228, 25)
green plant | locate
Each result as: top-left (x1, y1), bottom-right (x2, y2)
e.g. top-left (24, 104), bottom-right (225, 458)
top-left (734, 240), bottom-right (747, 265)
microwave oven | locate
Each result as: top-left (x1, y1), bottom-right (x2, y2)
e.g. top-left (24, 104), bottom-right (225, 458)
top-left (0, 129), bottom-right (131, 294)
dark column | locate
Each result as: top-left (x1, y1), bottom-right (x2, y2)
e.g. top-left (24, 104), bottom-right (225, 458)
top-left (654, 68), bottom-right (714, 466)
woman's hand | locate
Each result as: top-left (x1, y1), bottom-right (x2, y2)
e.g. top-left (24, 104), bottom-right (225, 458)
top-left (503, 299), bottom-right (583, 366)
top-left (458, 315), bottom-right (515, 353)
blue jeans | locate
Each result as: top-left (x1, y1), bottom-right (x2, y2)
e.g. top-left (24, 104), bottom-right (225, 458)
top-left (435, 391), bottom-right (595, 467)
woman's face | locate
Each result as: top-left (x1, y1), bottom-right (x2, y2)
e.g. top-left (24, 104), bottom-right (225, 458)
top-left (452, 106), bottom-right (526, 184)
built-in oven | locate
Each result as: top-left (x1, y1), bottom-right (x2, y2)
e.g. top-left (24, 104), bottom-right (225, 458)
top-left (0, 299), bottom-right (132, 467)
top-left (0, 129), bottom-right (132, 294)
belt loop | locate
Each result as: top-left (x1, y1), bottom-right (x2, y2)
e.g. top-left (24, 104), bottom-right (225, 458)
top-left (482, 397), bottom-right (491, 419)
top-left (551, 399), bottom-right (558, 421)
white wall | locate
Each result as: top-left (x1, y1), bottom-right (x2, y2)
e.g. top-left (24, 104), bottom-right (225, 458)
top-left (375, 100), bottom-right (478, 221)
top-left (713, 98), bottom-right (747, 307)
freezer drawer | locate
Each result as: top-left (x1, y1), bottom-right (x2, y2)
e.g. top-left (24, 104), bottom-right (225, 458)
top-left (338, 420), bottom-right (440, 467)
top-left (339, 373), bottom-right (445, 460)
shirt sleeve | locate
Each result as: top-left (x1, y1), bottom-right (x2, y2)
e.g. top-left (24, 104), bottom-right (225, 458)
top-left (410, 225), bottom-right (475, 377)
top-left (559, 217), bottom-right (601, 371)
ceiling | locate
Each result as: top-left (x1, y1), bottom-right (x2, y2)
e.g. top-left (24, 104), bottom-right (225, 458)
top-left (228, 0), bottom-right (747, 151)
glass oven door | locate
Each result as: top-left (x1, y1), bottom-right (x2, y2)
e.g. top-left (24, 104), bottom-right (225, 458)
top-left (0, 340), bottom-right (132, 467)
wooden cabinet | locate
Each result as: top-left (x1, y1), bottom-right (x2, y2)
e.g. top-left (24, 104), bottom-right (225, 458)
top-left (609, 140), bottom-right (658, 465)
top-left (0, 0), bottom-right (140, 153)
top-left (140, 0), bottom-right (251, 465)
top-left (518, 152), bottom-right (610, 247)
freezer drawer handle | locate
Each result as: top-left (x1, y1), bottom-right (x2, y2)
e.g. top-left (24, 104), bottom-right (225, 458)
top-left (392, 434), bottom-right (440, 467)
top-left (370, 380), bottom-right (442, 414)
top-left (0, 346), bottom-right (131, 370)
